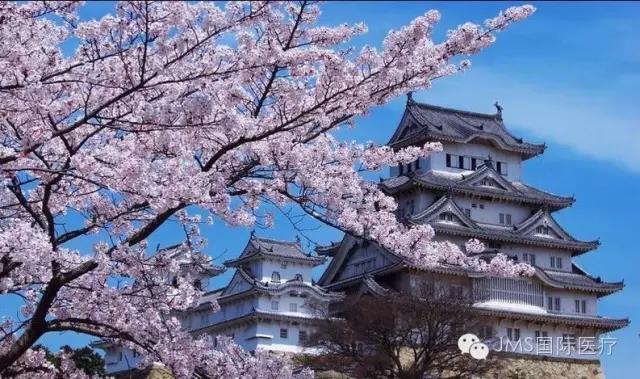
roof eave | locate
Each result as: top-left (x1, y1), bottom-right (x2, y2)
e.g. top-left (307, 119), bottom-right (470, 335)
top-left (381, 178), bottom-right (575, 210)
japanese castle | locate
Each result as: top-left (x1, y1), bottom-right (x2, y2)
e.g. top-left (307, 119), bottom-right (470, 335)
top-left (317, 96), bottom-right (627, 360)
top-left (98, 98), bottom-right (627, 375)
top-left (99, 235), bottom-right (340, 375)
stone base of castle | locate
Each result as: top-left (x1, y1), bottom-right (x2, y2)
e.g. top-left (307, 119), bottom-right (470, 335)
top-left (483, 353), bottom-right (603, 379)
top-left (313, 353), bottom-right (604, 379)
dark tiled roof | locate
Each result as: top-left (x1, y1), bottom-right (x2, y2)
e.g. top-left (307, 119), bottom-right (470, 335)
top-left (218, 268), bottom-right (342, 302)
top-left (381, 169), bottom-right (574, 210)
top-left (406, 194), bottom-right (597, 253)
top-left (429, 222), bottom-right (599, 253)
top-left (389, 101), bottom-right (545, 159)
top-left (539, 268), bottom-right (623, 294)
top-left (474, 307), bottom-right (628, 331)
top-left (224, 235), bottom-right (325, 267)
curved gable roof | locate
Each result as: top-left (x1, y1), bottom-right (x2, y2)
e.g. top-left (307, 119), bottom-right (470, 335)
top-left (388, 101), bottom-right (545, 159)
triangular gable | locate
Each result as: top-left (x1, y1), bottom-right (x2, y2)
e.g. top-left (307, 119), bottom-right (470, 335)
top-left (333, 241), bottom-right (398, 282)
top-left (387, 106), bottom-right (423, 145)
top-left (221, 269), bottom-right (254, 297)
top-left (355, 275), bottom-right (392, 297)
top-left (318, 235), bottom-right (400, 286)
top-left (411, 196), bottom-right (478, 230)
top-left (234, 236), bottom-right (259, 260)
top-left (459, 164), bottom-right (517, 193)
top-left (516, 210), bottom-right (576, 241)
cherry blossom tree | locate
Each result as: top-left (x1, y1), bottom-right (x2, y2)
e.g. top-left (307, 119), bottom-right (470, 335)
top-left (0, 1), bottom-right (535, 377)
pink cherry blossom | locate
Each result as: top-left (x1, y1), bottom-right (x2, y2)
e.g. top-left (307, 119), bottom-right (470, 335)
top-left (0, 1), bottom-right (535, 377)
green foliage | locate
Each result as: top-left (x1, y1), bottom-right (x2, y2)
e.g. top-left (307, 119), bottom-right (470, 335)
top-left (33, 344), bottom-right (105, 377)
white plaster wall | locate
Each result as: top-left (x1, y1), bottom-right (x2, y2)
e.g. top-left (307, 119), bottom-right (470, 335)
top-left (255, 259), bottom-right (315, 284)
top-left (103, 347), bottom-right (142, 374)
top-left (432, 142), bottom-right (523, 180)
top-left (453, 196), bottom-right (535, 226)
top-left (492, 321), bottom-right (602, 360)
top-left (543, 288), bottom-right (598, 316)
top-left (499, 245), bottom-right (573, 272)
top-left (256, 292), bottom-right (320, 317)
top-left (391, 142), bottom-right (523, 179)
top-left (253, 320), bottom-right (315, 353)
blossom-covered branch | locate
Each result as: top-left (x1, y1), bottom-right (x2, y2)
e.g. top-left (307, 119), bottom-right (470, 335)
top-left (0, 1), bottom-right (534, 377)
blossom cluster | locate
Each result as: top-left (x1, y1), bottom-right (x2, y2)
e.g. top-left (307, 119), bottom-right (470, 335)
top-left (0, 1), bottom-right (534, 377)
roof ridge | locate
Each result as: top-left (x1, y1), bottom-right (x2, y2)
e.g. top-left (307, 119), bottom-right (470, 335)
top-left (410, 101), bottom-right (500, 120)
top-left (253, 235), bottom-right (300, 246)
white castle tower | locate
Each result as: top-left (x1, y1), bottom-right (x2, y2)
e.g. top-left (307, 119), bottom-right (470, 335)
top-left (96, 235), bottom-right (339, 375)
top-left (196, 233), bottom-right (341, 353)
top-left (318, 97), bottom-right (627, 366)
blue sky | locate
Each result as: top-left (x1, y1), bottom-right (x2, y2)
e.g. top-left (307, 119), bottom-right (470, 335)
top-left (15, 2), bottom-right (639, 377)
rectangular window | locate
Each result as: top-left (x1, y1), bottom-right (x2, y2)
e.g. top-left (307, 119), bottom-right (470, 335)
top-left (534, 331), bottom-right (548, 340)
top-left (407, 199), bottom-right (415, 215)
top-left (463, 157), bottom-right (472, 169)
top-left (464, 208), bottom-right (471, 217)
top-left (280, 328), bottom-right (288, 339)
top-left (415, 159), bottom-right (420, 169)
top-left (399, 163), bottom-right (404, 175)
top-left (524, 253), bottom-right (536, 264)
top-left (471, 158), bottom-right (477, 170)
top-left (507, 328), bottom-right (520, 341)
top-left (479, 204), bottom-right (485, 209)
top-left (557, 257), bottom-right (563, 269)
top-left (478, 325), bottom-right (493, 339)
top-left (299, 330), bottom-right (307, 343)
top-left (289, 303), bottom-right (297, 312)
top-left (554, 297), bottom-right (561, 312)
top-left (575, 299), bottom-right (580, 313)
top-left (499, 213), bottom-right (505, 224)
top-left (472, 203), bottom-right (477, 208)
top-left (506, 214), bottom-right (512, 225)
top-left (547, 296), bottom-right (553, 311)
top-left (581, 300), bottom-right (587, 314)
top-left (550, 256), bottom-right (556, 268)
top-left (458, 155), bottom-right (464, 169)
top-left (271, 301), bottom-right (279, 310)
top-left (497, 161), bottom-right (508, 175)
top-left (446, 154), bottom-right (451, 167)
top-left (407, 161), bottom-right (413, 173)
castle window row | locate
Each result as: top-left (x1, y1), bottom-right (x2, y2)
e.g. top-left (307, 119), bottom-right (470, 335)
top-left (398, 159), bottom-right (421, 175)
top-left (445, 153), bottom-right (508, 175)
